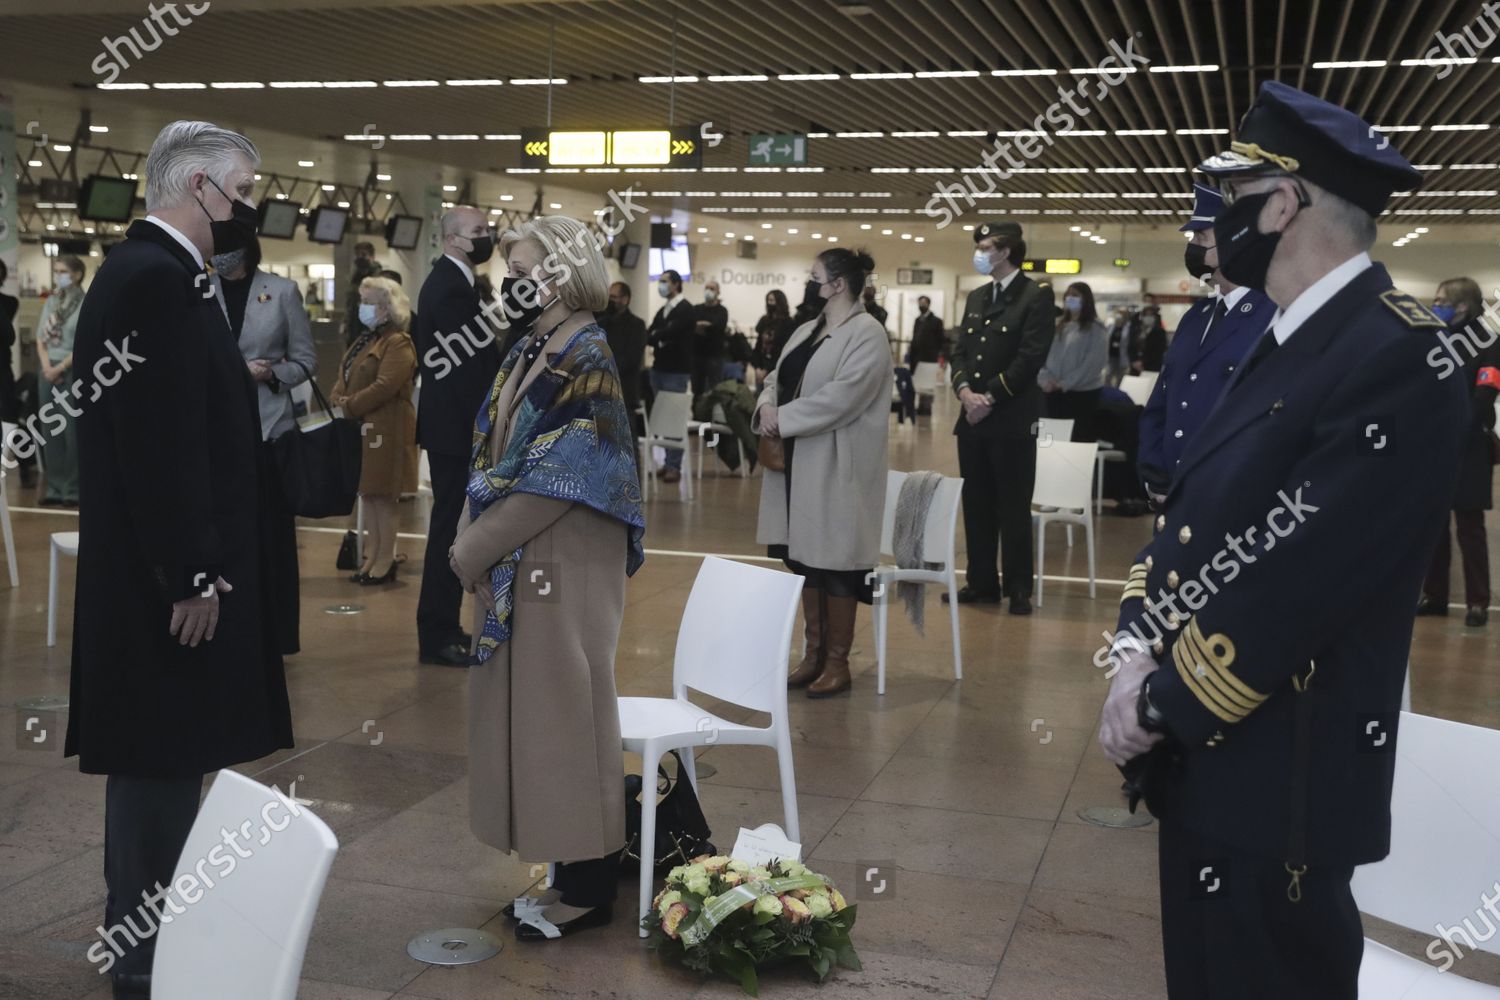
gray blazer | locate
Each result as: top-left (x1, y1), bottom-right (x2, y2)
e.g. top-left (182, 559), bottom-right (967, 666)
top-left (211, 270), bottom-right (317, 440)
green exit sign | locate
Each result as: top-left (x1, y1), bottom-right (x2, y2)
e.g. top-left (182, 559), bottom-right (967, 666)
top-left (747, 133), bottom-right (808, 166)
top-left (1113, 257), bottom-right (1131, 268)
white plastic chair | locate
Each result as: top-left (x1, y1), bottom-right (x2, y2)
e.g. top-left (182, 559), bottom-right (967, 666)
top-left (0, 421), bottom-right (19, 588)
top-left (1031, 441), bottom-right (1098, 606)
top-left (1118, 372), bottom-right (1158, 407)
top-left (639, 390), bottom-right (695, 501)
top-left (1094, 440), bottom-right (1127, 513)
top-left (871, 471), bottom-right (964, 696)
top-left (1035, 417), bottom-right (1074, 445)
top-left (152, 769), bottom-right (338, 1000)
top-left (689, 403), bottom-right (740, 480)
top-left (48, 532), bottom-right (79, 646)
top-left (1351, 712), bottom-right (1500, 998)
top-left (618, 556), bottom-right (804, 937)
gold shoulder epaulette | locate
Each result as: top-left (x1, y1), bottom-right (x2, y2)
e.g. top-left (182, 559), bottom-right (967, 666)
top-left (1379, 290), bottom-right (1445, 330)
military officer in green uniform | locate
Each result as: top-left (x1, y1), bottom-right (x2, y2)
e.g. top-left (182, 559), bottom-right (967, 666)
top-left (944, 221), bottom-right (1055, 614)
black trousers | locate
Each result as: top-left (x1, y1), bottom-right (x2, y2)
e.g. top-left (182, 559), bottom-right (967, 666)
top-left (690, 355), bottom-right (725, 397)
top-left (102, 774), bottom-right (202, 976)
top-left (1043, 388), bottom-right (1102, 440)
top-left (1158, 818), bottom-right (1363, 1000)
top-left (260, 443), bottom-right (300, 656)
top-left (956, 430), bottom-right (1036, 598)
top-left (417, 451), bottom-right (470, 651)
top-left (1424, 509), bottom-right (1491, 607)
top-left (551, 854), bottom-right (620, 908)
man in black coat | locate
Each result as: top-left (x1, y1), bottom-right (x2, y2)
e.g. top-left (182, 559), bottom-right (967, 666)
top-left (413, 205), bottom-right (500, 665)
top-left (645, 268), bottom-right (695, 483)
top-left (64, 120), bottom-right (293, 997)
top-left (1098, 82), bottom-right (1470, 999)
top-left (691, 279), bottom-right (729, 395)
top-left (907, 295), bottom-right (946, 415)
top-left (600, 281), bottom-right (646, 427)
top-left (946, 221), bottom-right (1055, 614)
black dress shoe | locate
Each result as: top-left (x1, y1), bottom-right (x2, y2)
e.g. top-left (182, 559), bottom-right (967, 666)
top-left (1008, 595), bottom-right (1034, 616)
top-left (111, 972), bottom-right (151, 998)
top-left (514, 904), bottom-right (614, 941)
top-left (419, 642), bottom-right (471, 667)
top-left (943, 586), bottom-right (1001, 605)
top-left (358, 563), bottom-right (397, 586)
top-left (1415, 597), bottom-right (1451, 617)
top-left (1466, 606), bottom-right (1489, 628)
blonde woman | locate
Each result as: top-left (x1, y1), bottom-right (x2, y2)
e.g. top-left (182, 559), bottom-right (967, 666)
top-left (448, 215), bottom-right (644, 941)
top-left (331, 276), bottom-right (417, 584)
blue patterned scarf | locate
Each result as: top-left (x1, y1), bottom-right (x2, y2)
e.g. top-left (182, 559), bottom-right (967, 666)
top-left (466, 322), bottom-right (645, 663)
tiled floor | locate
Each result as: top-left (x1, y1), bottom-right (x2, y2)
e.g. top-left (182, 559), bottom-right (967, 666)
top-left (2, 395), bottom-right (1498, 998)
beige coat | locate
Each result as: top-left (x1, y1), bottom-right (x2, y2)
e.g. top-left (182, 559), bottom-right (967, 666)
top-left (451, 323), bottom-right (629, 863)
top-left (333, 329), bottom-right (418, 498)
top-left (753, 306), bottom-right (892, 570)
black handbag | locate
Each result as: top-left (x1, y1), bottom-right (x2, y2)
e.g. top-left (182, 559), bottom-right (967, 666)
top-left (272, 360), bottom-right (363, 519)
top-left (335, 530), bottom-right (359, 571)
top-left (620, 750), bottom-right (716, 875)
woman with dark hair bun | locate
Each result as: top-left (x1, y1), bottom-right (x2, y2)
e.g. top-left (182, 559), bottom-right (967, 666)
top-left (754, 248), bottom-right (892, 698)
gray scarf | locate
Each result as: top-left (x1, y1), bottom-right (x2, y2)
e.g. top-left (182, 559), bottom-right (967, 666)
top-left (893, 470), bottom-right (944, 634)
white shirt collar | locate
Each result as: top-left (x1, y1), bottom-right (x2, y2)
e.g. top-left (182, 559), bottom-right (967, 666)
top-left (1270, 252), bottom-right (1372, 344)
top-left (994, 268), bottom-right (1019, 293)
top-left (145, 215), bottom-right (205, 270)
top-left (1220, 285), bottom-right (1253, 312)
top-left (664, 292), bottom-right (685, 313)
top-left (444, 252), bottom-right (475, 287)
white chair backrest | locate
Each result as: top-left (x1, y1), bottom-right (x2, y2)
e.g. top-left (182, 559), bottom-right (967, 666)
top-left (879, 470), bottom-right (964, 565)
top-left (1036, 417), bottom-right (1074, 445)
top-left (672, 556), bottom-right (804, 716)
top-left (1032, 441), bottom-right (1098, 510)
top-left (1351, 712), bottom-right (1500, 957)
top-left (649, 390), bottom-right (692, 445)
top-left (151, 769), bottom-right (339, 1000)
top-left (0, 421), bottom-right (17, 466)
top-left (1119, 373), bottom-right (1158, 406)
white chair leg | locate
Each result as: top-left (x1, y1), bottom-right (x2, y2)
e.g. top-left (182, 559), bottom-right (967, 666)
top-left (876, 583), bottom-right (887, 696)
top-left (1066, 524), bottom-right (1074, 548)
top-left (1095, 457), bottom-right (1105, 514)
top-left (1086, 516), bottom-right (1097, 599)
top-left (948, 572), bottom-right (963, 680)
top-left (1035, 518), bottom-right (1045, 608)
top-left (680, 745), bottom-right (699, 793)
top-left (47, 538), bottom-right (59, 647)
top-left (638, 743), bottom-right (661, 938)
top-left (0, 493), bottom-right (17, 588)
top-left (775, 731), bottom-right (800, 843)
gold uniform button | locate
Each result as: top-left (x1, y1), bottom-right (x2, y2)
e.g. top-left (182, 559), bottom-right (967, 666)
top-left (1166, 570), bottom-right (1180, 588)
top-left (976, 355), bottom-right (983, 361)
top-left (1167, 612), bottom-right (1180, 628)
top-left (1154, 515), bottom-right (1166, 532)
top-left (967, 327), bottom-right (974, 333)
top-left (1152, 641), bottom-right (1164, 656)
top-left (1144, 556), bottom-right (1153, 571)
top-left (1178, 525), bottom-right (1192, 544)
top-left (1143, 596), bottom-right (1153, 610)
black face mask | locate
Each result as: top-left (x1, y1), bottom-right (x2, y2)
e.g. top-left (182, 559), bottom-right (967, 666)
top-left (465, 234), bottom-right (495, 266)
top-left (1213, 189), bottom-right (1289, 292)
top-left (804, 279), bottom-right (824, 305)
top-left (499, 275), bottom-right (549, 336)
top-left (199, 177), bottom-right (258, 256)
top-left (1184, 242), bottom-right (1212, 282)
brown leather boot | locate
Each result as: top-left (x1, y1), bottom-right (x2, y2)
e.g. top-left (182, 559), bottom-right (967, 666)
top-left (808, 595), bottom-right (856, 698)
top-left (787, 589), bottom-right (826, 687)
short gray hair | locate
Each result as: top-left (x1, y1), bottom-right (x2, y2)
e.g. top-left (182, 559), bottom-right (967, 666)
top-left (144, 120), bottom-right (260, 212)
top-left (1316, 186), bottom-right (1378, 250)
top-left (501, 215), bottom-right (609, 314)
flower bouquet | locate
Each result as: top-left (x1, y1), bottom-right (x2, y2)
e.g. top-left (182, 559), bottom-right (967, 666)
top-left (643, 854), bottom-right (861, 996)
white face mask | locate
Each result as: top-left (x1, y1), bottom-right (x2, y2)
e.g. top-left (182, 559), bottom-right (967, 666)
top-left (658, 281), bottom-right (671, 299)
top-left (358, 303), bottom-right (379, 328)
top-left (973, 249), bottom-right (996, 276)
top-left (704, 289), bottom-right (719, 304)
top-left (54, 273), bottom-right (73, 290)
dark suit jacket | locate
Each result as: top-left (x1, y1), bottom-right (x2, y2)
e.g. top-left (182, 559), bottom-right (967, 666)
top-left (949, 272), bottom-right (1056, 439)
top-left (909, 311), bottom-right (946, 364)
top-left (65, 219), bottom-right (292, 776)
top-left (600, 305), bottom-right (647, 413)
top-left (1116, 264), bottom-right (1467, 866)
top-left (647, 297), bottom-right (696, 374)
top-left (414, 255), bottom-right (500, 457)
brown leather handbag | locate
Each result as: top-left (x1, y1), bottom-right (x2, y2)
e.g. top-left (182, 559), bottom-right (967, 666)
top-left (757, 327), bottom-right (828, 473)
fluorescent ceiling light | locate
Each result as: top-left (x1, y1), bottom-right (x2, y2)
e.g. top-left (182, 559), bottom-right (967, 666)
top-left (383, 80), bottom-right (440, 87)
top-left (708, 74), bottom-right (769, 82)
top-left (916, 70), bottom-right (980, 78)
top-left (446, 79), bottom-right (504, 86)
top-left (779, 73), bottom-right (841, 81)
top-left (484, 134), bottom-right (522, 140)
top-left (323, 81), bottom-right (377, 88)
top-left (835, 132), bottom-right (884, 138)
top-left (992, 68), bottom-right (1058, 76)
top-left (639, 75), bottom-right (698, 83)
top-left (1176, 128), bottom-right (1229, 136)
top-left (388, 134), bottom-right (432, 141)
top-left (1312, 60), bottom-right (1387, 68)
top-left (298, 159), bottom-right (315, 167)
top-left (1150, 64), bottom-right (1219, 73)
top-left (1115, 129), bottom-right (1167, 136)
top-left (436, 134), bottom-right (479, 140)
top-left (210, 82), bottom-right (264, 89)
top-left (1431, 124), bottom-right (1490, 131)
top-left (153, 82), bottom-right (206, 89)
top-left (1401, 57), bottom-right (1476, 67)
top-left (851, 72), bottom-right (914, 80)
top-left (89, 125), bottom-right (109, 132)
top-left (269, 81), bottom-right (323, 88)
top-left (98, 82), bottom-right (149, 90)
top-left (891, 131), bottom-right (940, 137)
top-left (510, 78), bottom-right (567, 85)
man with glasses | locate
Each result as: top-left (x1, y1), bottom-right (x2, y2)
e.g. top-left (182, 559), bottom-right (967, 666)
top-left (1098, 81), bottom-right (1470, 999)
top-left (1138, 183), bottom-right (1274, 503)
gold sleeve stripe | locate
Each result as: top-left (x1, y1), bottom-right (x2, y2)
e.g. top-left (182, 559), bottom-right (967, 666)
top-left (1173, 643), bottom-right (1246, 723)
top-left (1183, 620), bottom-right (1267, 705)
top-left (1182, 634), bottom-right (1263, 716)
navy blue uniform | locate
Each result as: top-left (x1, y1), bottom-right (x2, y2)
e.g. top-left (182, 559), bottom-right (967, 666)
top-left (1112, 265), bottom-right (1467, 997)
top-left (1139, 289), bottom-right (1273, 493)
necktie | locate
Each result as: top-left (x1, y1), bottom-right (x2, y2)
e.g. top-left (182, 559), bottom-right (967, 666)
top-left (1232, 329), bottom-right (1279, 390)
top-left (1200, 299), bottom-right (1229, 346)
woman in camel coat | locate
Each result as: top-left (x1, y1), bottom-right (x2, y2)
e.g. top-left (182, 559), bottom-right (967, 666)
top-left (448, 215), bottom-right (644, 943)
top-left (332, 276), bottom-right (418, 584)
top-left (754, 247), bottom-right (892, 698)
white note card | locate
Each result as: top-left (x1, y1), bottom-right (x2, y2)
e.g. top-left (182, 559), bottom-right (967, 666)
top-left (730, 823), bottom-right (803, 866)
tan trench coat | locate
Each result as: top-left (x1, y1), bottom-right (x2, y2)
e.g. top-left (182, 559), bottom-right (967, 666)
top-left (333, 329), bottom-right (418, 498)
top-left (451, 322), bottom-right (629, 863)
top-left (753, 306), bottom-right (893, 570)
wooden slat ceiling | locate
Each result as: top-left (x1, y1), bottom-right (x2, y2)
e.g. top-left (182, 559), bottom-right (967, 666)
top-left (2, 0), bottom-right (1497, 225)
